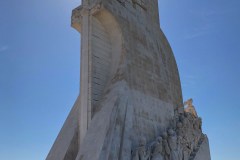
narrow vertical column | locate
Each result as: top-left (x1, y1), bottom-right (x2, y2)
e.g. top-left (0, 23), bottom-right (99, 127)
top-left (79, 7), bottom-right (91, 147)
top-left (87, 15), bottom-right (93, 129)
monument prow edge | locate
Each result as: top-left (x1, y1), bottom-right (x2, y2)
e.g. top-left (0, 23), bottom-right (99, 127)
top-left (46, 96), bottom-right (80, 160)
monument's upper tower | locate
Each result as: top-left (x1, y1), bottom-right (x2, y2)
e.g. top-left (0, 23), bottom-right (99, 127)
top-left (71, 0), bottom-right (183, 152)
top-left (46, 1), bottom-right (210, 160)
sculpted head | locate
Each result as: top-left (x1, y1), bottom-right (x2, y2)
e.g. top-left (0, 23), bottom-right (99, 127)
top-left (167, 129), bottom-right (175, 136)
top-left (157, 136), bottom-right (163, 143)
top-left (184, 112), bottom-right (188, 117)
top-left (139, 137), bottom-right (147, 146)
top-left (177, 122), bottom-right (183, 128)
top-left (162, 132), bottom-right (168, 139)
top-left (184, 98), bottom-right (193, 106)
top-left (186, 112), bottom-right (194, 120)
top-left (179, 115), bottom-right (184, 122)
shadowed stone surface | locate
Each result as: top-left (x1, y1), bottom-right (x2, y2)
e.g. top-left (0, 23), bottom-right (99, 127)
top-left (193, 136), bottom-right (211, 160)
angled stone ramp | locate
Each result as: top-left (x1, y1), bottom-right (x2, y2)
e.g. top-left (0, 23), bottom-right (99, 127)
top-left (75, 81), bottom-right (129, 160)
top-left (192, 135), bottom-right (211, 160)
top-left (46, 96), bottom-right (81, 160)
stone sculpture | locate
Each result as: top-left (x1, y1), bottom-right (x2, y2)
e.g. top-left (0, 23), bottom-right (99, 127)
top-left (132, 137), bottom-right (150, 160)
top-left (177, 135), bottom-right (183, 160)
top-left (151, 137), bottom-right (164, 160)
top-left (130, 102), bottom-right (209, 160)
top-left (167, 129), bottom-right (178, 160)
top-left (184, 99), bottom-right (198, 118)
top-left (162, 132), bottom-right (171, 160)
top-left (46, 0), bottom-right (211, 159)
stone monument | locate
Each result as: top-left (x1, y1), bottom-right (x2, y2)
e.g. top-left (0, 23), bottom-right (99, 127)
top-left (46, 0), bottom-right (211, 160)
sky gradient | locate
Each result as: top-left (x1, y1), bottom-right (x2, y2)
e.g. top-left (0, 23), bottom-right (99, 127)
top-left (0, 0), bottom-right (240, 160)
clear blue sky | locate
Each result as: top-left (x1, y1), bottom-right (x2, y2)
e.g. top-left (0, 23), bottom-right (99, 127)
top-left (0, 0), bottom-right (239, 160)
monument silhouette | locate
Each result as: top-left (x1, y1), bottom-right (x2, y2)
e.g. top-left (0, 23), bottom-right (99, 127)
top-left (46, 0), bottom-right (211, 160)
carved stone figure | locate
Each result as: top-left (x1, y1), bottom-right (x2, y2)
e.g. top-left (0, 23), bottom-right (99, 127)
top-left (177, 136), bottom-right (183, 160)
top-left (193, 117), bottom-right (204, 147)
top-left (171, 114), bottom-right (179, 130)
top-left (177, 137), bottom-right (190, 160)
top-left (184, 99), bottom-right (198, 118)
top-left (193, 118), bottom-right (199, 130)
top-left (198, 117), bottom-right (202, 131)
top-left (132, 106), bottom-right (206, 160)
top-left (132, 150), bottom-right (140, 160)
top-left (131, 110), bottom-right (206, 160)
top-left (182, 114), bottom-right (191, 138)
top-left (162, 132), bottom-right (170, 160)
top-left (176, 122), bottom-right (184, 137)
top-left (179, 114), bottom-right (188, 128)
top-left (151, 137), bottom-right (164, 160)
top-left (167, 129), bottom-right (179, 160)
top-left (132, 137), bottom-right (150, 160)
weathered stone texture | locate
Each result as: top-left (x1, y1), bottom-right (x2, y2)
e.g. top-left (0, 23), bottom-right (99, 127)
top-left (46, 0), bottom-right (210, 160)
top-left (102, 0), bottom-right (183, 109)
